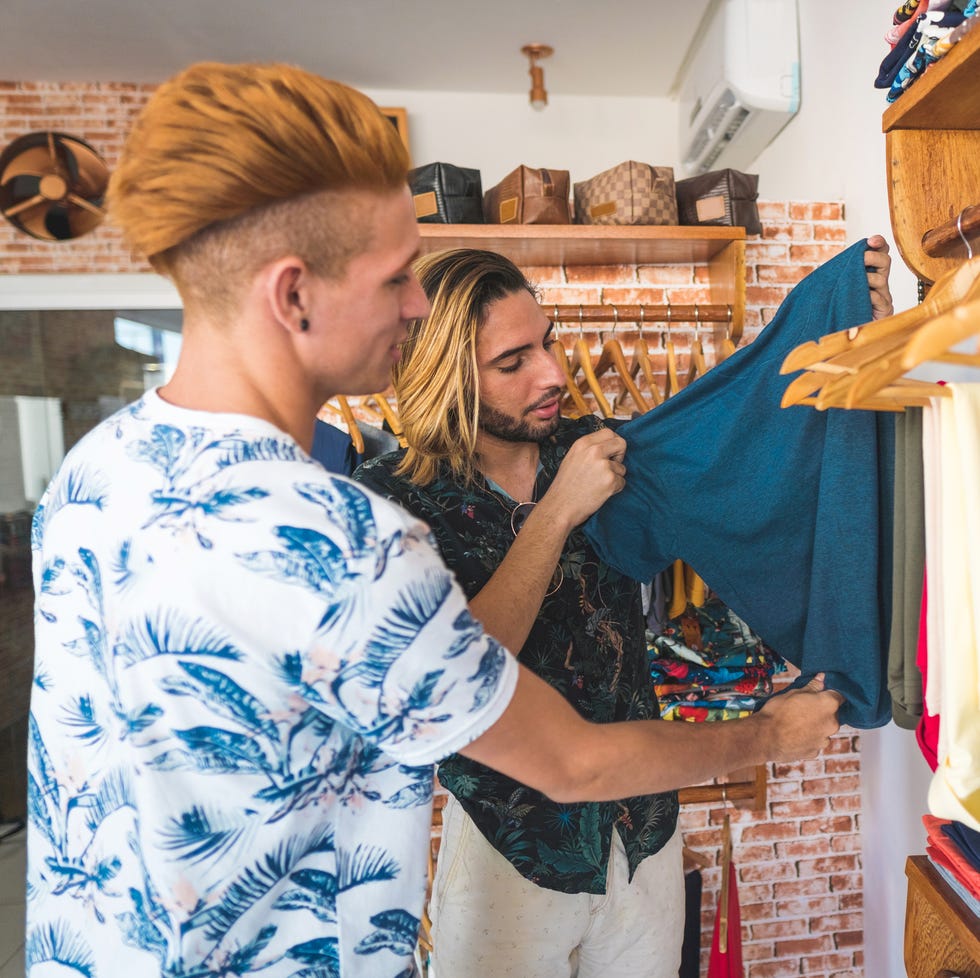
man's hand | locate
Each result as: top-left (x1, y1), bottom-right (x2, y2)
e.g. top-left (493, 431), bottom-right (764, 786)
top-left (754, 674), bottom-right (842, 763)
top-left (865, 234), bottom-right (894, 321)
top-left (538, 427), bottom-right (627, 532)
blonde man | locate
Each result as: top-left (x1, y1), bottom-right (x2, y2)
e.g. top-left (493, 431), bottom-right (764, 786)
top-left (28, 64), bottom-right (841, 978)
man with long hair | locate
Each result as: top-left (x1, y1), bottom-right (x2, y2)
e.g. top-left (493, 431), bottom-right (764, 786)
top-left (355, 245), bottom-right (892, 977)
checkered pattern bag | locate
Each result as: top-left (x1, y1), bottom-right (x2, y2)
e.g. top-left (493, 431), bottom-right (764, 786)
top-left (573, 161), bottom-right (678, 226)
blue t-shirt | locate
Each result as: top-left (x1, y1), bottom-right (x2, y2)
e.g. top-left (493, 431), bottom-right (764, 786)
top-left (27, 389), bottom-right (517, 977)
top-left (585, 240), bottom-right (895, 728)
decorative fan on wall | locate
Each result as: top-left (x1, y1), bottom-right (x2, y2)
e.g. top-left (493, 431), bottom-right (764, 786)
top-left (0, 131), bottom-right (109, 241)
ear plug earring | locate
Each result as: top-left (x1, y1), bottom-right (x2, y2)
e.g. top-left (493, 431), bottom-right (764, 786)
top-left (300, 318), bottom-right (310, 332)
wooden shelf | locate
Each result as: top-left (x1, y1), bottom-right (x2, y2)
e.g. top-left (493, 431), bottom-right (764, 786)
top-left (904, 856), bottom-right (980, 978)
top-left (884, 20), bottom-right (980, 282)
top-left (883, 18), bottom-right (980, 132)
top-left (417, 223), bottom-right (745, 267)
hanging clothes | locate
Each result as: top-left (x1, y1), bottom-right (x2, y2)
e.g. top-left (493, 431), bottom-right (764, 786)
top-left (888, 407), bottom-right (927, 728)
top-left (584, 240), bottom-right (895, 729)
top-left (927, 384), bottom-right (980, 831)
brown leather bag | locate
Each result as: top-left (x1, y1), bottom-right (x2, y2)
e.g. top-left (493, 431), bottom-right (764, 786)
top-left (482, 165), bottom-right (571, 224)
top-left (573, 161), bottom-right (678, 226)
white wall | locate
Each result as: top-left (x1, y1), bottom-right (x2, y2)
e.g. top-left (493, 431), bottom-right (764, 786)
top-left (754, 0), bottom-right (919, 311)
top-left (361, 87), bottom-right (679, 191)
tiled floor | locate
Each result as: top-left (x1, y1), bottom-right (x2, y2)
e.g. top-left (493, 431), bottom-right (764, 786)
top-left (0, 824), bottom-right (25, 978)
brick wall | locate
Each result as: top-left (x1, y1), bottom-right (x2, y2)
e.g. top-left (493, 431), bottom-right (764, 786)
top-left (0, 80), bottom-right (866, 977)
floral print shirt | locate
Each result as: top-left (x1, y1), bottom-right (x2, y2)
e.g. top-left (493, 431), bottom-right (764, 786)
top-left (26, 390), bottom-right (517, 978)
top-left (355, 416), bottom-right (678, 895)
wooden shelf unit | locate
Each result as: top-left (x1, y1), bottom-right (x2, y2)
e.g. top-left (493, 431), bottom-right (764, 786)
top-left (884, 20), bottom-right (980, 283)
top-left (417, 223), bottom-right (747, 342)
top-left (904, 856), bottom-right (980, 978)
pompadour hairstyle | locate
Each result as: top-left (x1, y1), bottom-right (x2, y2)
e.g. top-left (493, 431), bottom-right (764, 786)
top-left (107, 62), bottom-right (410, 310)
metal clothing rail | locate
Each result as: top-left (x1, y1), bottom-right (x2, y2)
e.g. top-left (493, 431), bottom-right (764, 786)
top-left (545, 302), bottom-right (734, 326)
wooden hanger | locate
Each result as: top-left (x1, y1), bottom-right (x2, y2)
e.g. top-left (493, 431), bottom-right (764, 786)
top-left (683, 843), bottom-right (711, 872)
top-left (552, 308), bottom-right (593, 418)
top-left (321, 396), bottom-right (366, 454)
top-left (779, 256), bottom-right (980, 410)
top-left (717, 310), bottom-right (738, 363)
top-left (684, 562), bottom-right (707, 609)
top-left (719, 811), bottom-right (733, 945)
top-left (662, 321), bottom-right (681, 400)
top-left (631, 308), bottom-right (665, 409)
top-left (567, 305), bottom-right (614, 417)
top-left (685, 306), bottom-right (708, 387)
top-left (360, 392), bottom-right (408, 448)
top-left (668, 560), bottom-right (688, 618)
top-left (592, 307), bottom-right (651, 416)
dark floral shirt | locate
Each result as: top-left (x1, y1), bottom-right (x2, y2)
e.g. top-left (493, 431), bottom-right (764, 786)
top-left (354, 416), bottom-right (678, 894)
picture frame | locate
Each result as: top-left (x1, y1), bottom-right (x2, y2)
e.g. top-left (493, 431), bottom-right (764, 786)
top-left (380, 106), bottom-right (410, 163)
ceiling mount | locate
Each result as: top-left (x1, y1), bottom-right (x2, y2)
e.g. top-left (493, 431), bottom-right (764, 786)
top-left (521, 43), bottom-right (554, 111)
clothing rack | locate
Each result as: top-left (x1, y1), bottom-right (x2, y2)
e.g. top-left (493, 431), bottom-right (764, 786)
top-left (546, 302), bottom-right (736, 336)
top-left (921, 202), bottom-right (980, 260)
top-left (677, 765), bottom-right (767, 811)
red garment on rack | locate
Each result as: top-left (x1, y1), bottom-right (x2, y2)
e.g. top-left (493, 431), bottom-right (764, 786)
top-left (707, 862), bottom-right (744, 978)
top-left (915, 573), bottom-right (939, 772)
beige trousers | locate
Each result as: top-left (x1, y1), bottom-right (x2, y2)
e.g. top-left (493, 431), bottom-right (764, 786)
top-left (430, 795), bottom-right (685, 978)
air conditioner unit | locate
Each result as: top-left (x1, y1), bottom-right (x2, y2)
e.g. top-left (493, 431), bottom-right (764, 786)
top-left (677, 0), bottom-right (800, 176)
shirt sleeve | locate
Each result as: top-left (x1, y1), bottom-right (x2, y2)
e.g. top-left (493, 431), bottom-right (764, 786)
top-left (279, 474), bottom-right (518, 766)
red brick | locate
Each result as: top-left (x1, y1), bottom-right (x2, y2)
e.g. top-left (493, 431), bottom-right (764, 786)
top-left (758, 200), bottom-right (789, 219)
top-left (776, 838), bottom-right (835, 860)
top-left (636, 265), bottom-right (696, 285)
top-left (740, 861), bottom-right (799, 883)
top-left (564, 263), bottom-right (636, 284)
top-left (789, 202), bottom-right (844, 221)
top-left (746, 284), bottom-right (795, 306)
top-left (770, 798), bottom-right (829, 819)
top-left (809, 912), bottom-right (862, 933)
top-left (829, 872), bottom-right (864, 893)
top-left (822, 757), bottom-right (860, 775)
top-left (789, 243), bottom-right (847, 264)
top-left (776, 895), bottom-right (841, 917)
top-left (523, 265), bottom-right (565, 285)
top-left (832, 929), bottom-right (864, 949)
top-left (802, 775), bottom-right (860, 796)
top-left (741, 821), bottom-right (800, 843)
top-left (751, 918), bottom-right (809, 940)
top-left (775, 877), bottom-right (832, 899)
top-left (757, 263), bottom-right (815, 286)
top-left (838, 892), bottom-right (863, 910)
top-left (829, 793), bottom-right (862, 813)
top-left (798, 855), bottom-right (859, 878)
top-left (814, 223), bottom-right (848, 242)
top-left (800, 952), bottom-right (856, 973)
top-left (776, 935), bottom-right (834, 957)
top-left (748, 960), bottom-right (804, 978)
top-left (800, 815), bottom-right (854, 837)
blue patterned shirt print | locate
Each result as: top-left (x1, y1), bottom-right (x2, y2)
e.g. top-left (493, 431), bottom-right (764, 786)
top-left (26, 389), bottom-right (517, 978)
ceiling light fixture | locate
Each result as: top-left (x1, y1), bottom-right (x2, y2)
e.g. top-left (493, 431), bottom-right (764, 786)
top-left (521, 43), bottom-right (553, 111)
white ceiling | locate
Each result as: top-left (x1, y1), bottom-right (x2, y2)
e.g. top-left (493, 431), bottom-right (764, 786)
top-left (0, 0), bottom-right (715, 97)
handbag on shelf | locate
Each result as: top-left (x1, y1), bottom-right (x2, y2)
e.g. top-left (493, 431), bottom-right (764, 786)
top-left (675, 169), bottom-right (762, 235)
top-left (573, 160), bottom-right (678, 226)
top-left (482, 165), bottom-right (571, 224)
top-left (408, 162), bottom-right (484, 224)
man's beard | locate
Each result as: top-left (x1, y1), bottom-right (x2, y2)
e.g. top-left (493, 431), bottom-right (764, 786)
top-left (478, 392), bottom-right (561, 444)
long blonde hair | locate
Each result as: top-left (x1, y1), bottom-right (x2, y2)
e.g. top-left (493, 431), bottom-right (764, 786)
top-left (107, 62), bottom-right (409, 314)
top-left (394, 249), bottom-right (537, 486)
